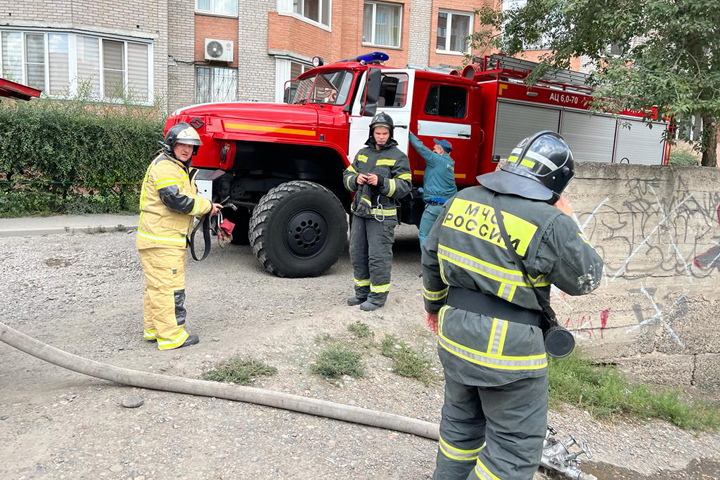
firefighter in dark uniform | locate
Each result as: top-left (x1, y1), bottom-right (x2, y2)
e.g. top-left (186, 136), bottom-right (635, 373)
top-left (343, 112), bottom-right (412, 311)
top-left (422, 131), bottom-right (603, 479)
top-left (136, 122), bottom-right (222, 350)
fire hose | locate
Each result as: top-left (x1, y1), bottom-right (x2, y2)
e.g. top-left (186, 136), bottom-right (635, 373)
top-left (0, 321), bottom-right (596, 479)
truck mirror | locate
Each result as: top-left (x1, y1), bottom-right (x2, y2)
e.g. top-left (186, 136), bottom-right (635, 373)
top-left (362, 68), bottom-right (381, 117)
top-left (283, 86), bottom-right (296, 104)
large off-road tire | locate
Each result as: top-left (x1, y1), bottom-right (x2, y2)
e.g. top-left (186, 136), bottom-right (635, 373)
top-left (249, 181), bottom-right (348, 277)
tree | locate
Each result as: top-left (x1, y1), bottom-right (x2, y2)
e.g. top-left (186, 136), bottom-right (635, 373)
top-left (472, 0), bottom-right (720, 167)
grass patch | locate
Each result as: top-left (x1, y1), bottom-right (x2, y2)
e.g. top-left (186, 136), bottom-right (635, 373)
top-left (381, 334), bottom-right (436, 385)
top-left (348, 321), bottom-right (374, 339)
top-left (549, 351), bottom-right (720, 431)
top-left (314, 333), bottom-right (332, 344)
top-left (311, 344), bottom-right (366, 379)
top-left (202, 357), bottom-right (277, 386)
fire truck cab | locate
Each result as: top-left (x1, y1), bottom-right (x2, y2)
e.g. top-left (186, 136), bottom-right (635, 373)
top-left (166, 53), bottom-right (668, 278)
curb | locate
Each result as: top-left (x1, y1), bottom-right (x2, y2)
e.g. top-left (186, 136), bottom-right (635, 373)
top-left (0, 224), bottom-right (138, 238)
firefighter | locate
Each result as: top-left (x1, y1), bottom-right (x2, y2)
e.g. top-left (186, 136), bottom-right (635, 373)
top-left (136, 122), bottom-right (222, 350)
top-left (343, 112), bottom-right (412, 311)
top-left (408, 132), bottom-right (457, 248)
top-left (422, 131), bottom-right (603, 479)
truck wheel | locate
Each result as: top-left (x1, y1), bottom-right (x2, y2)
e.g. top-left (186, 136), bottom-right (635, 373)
top-left (249, 181), bottom-right (348, 277)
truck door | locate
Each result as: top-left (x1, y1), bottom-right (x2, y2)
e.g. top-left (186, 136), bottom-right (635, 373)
top-left (416, 83), bottom-right (475, 186)
top-left (348, 69), bottom-right (414, 161)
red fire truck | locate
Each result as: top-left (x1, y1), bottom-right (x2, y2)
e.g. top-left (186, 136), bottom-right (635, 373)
top-left (166, 53), bottom-right (669, 278)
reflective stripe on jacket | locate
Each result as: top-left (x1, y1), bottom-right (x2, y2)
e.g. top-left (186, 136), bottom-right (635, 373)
top-left (342, 139), bottom-right (411, 219)
top-left (136, 153), bottom-right (212, 250)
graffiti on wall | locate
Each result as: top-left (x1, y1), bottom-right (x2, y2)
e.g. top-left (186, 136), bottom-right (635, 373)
top-left (577, 177), bottom-right (720, 282)
top-left (560, 176), bottom-right (719, 345)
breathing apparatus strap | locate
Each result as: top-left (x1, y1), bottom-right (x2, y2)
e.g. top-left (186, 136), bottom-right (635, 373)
top-left (491, 192), bottom-right (575, 358)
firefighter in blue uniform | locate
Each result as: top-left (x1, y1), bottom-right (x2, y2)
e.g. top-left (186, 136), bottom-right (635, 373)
top-left (422, 131), bottom-right (604, 479)
top-left (409, 132), bottom-right (457, 248)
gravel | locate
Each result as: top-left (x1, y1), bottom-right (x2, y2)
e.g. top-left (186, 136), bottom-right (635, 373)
top-left (0, 227), bottom-right (718, 479)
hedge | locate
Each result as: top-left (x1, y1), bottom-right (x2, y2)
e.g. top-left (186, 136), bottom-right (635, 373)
top-left (0, 96), bottom-right (164, 217)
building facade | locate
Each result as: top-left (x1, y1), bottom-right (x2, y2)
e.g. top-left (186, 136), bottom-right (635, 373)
top-left (0, 0), bottom-right (565, 112)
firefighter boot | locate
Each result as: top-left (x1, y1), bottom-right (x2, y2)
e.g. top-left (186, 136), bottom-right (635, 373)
top-left (360, 300), bottom-right (383, 311)
top-left (347, 296), bottom-right (367, 306)
top-left (179, 334), bottom-right (200, 348)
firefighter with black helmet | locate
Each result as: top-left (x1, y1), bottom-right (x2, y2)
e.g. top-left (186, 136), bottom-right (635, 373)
top-left (343, 112), bottom-right (412, 311)
top-left (136, 122), bottom-right (223, 350)
top-left (422, 131), bottom-right (603, 479)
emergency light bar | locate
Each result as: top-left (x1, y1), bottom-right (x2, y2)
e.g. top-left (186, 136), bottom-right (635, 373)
top-left (339, 51), bottom-right (389, 64)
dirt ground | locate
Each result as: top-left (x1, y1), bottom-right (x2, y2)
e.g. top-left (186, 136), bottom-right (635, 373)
top-left (1, 226), bottom-right (719, 480)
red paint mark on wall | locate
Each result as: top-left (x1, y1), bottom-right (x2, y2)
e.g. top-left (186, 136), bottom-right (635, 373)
top-left (600, 308), bottom-right (611, 339)
top-left (563, 308), bottom-right (611, 340)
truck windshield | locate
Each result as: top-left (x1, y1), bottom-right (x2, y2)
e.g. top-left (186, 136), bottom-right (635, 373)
top-left (292, 71), bottom-right (354, 106)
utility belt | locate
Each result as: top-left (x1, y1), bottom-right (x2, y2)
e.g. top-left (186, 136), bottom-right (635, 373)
top-left (425, 197), bottom-right (448, 206)
top-left (445, 286), bottom-right (542, 327)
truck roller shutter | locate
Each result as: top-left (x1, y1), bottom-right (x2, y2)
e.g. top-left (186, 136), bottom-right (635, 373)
top-left (615, 119), bottom-right (666, 165)
top-left (561, 112), bottom-right (616, 163)
top-left (493, 102), bottom-right (560, 160)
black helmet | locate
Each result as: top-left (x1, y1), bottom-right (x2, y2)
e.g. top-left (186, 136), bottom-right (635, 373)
top-left (163, 122), bottom-right (203, 158)
top-left (477, 131), bottom-right (574, 203)
top-left (369, 112), bottom-right (394, 136)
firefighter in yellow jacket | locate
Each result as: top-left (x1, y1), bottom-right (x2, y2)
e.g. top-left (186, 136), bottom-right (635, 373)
top-left (136, 122), bottom-right (222, 350)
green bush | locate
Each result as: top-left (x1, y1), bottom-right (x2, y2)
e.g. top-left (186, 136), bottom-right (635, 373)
top-left (311, 344), bottom-right (366, 379)
top-left (668, 148), bottom-right (700, 166)
top-left (380, 334), bottom-right (437, 385)
top-left (0, 94), bottom-right (164, 217)
top-left (202, 357), bottom-right (278, 386)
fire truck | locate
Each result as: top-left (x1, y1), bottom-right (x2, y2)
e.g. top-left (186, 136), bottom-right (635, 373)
top-left (166, 53), bottom-right (669, 278)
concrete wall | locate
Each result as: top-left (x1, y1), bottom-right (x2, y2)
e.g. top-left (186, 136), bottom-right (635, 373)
top-left (561, 163), bottom-right (720, 390)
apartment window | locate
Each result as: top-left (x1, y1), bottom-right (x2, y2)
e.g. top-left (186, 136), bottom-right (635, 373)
top-left (48, 34), bottom-right (69, 96)
top-left (363, 2), bottom-right (401, 48)
top-left (196, 66), bottom-right (237, 103)
top-left (103, 40), bottom-right (124, 99)
top-left (127, 43), bottom-right (149, 102)
top-left (24, 33), bottom-right (45, 91)
top-left (77, 36), bottom-right (100, 97)
top-left (195, 0), bottom-right (237, 16)
top-left (0, 30), bottom-right (152, 103)
top-left (424, 85), bottom-right (467, 118)
top-left (293, 0), bottom-right (331, 27)
top-left (1, 31), bottom-right (22, 82)
top-left (436, 11), bottom-right (472, 54)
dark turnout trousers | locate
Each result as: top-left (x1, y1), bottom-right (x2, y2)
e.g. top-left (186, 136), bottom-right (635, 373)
top-left (349, 215), bottom-right (397, 305)
top-left (433, 371), bottom-right (548, 480)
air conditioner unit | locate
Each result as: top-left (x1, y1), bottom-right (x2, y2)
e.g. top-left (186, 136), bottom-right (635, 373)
top-left (205, 38), bottom-right (234, 63)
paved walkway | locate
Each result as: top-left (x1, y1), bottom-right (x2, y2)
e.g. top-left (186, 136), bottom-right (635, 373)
top-left (0, 214), bottom-right (139, 237)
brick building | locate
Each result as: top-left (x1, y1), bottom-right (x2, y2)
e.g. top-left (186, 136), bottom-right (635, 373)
top-left (0, 1), bottom-right (561, 112)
